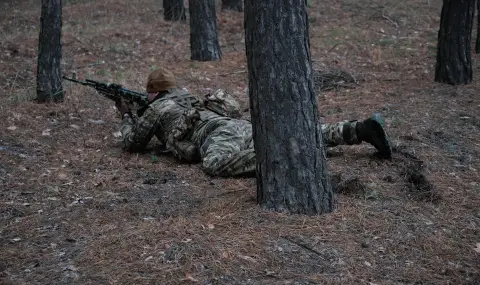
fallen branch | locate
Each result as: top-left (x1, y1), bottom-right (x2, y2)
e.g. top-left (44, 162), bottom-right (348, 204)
top-left (217, 70), bottom-right (247, 77)
top-left (282, 236), bottom-right (326, 259)
top-left (382, 12), bottom-right (399, 28)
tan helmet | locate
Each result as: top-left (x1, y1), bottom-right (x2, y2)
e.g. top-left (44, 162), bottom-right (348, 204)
top-left (146, 68), bottom-right (177, 93)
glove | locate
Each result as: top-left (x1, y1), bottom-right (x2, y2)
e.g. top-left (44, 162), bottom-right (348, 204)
top-left (115, 99), bottom-right (131, 118)
top-left (166, 139), bottom-right (200, 162)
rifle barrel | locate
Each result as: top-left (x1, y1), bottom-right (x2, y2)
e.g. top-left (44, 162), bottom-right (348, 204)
top-left (62, 76), bottom-right (148, 106)
top-left (62, 76), bottom-right (90, 85)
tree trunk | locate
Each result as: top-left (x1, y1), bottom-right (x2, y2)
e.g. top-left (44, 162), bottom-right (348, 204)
top-left (476, 0), bottom-right (480, 53)
top-left (163, 0), bottom-right (186, 22)
top-left (189, 0), bottom-right (221, 61)
top-left (37, 0), bottom-right (63, 103)
top-left (435, 0), bottom-right (475, 85)
top-left (222, 0), bottom-right (243, 12)
top-left (244, 0), bottom-right (334, 215)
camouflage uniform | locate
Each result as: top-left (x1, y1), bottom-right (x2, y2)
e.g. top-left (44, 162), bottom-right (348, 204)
top-left (120, 88), bottom-right (363, 177)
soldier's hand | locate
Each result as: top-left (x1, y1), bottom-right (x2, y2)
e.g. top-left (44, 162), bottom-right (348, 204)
top-left (182, 109), bottom-right (200, 129)
top-left (115, 99), bottom-right (131, 117)
top-left (166, 132), bottom-right (200, 163)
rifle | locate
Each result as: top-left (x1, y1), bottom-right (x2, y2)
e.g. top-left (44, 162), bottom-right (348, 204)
top-left (62, 76), bottom-right (149, 107)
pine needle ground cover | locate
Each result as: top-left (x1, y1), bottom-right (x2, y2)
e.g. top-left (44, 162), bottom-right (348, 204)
top-left (0, 0), bottom-right (479, 284)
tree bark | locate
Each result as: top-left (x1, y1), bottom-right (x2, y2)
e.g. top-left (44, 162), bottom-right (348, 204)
top-left (163, 0), bottom-right (186, 22)
top-left (244, 0), bottom-right (334, 215)
top-left (476, 0), bottom-right (480, 53)
top-left (189, 0), bottom-right (221, 61)
top-left (222, 0), bottom-right (243, 12)
top-left (435, 0), bottom-right (475, 85)
top-left (37, 0), bottom-right (63, 103)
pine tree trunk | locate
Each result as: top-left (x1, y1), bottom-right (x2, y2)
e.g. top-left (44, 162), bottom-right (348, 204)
top-left (222, 0), bottom-right (243, 12)
top-left (189, 0), bottom-right (221, 61)
top-left (37, 0), bottom-right (63, 103)
top-left (245, 0), bottom-right (334, 215)
top-left (476, 0), bottom-right (480, 53)
top-left (435, 0), bottom-right (475, 85)
top-left (163, 0), bottom-right (186, 22)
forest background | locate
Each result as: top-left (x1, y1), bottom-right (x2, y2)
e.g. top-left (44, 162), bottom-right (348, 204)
top-left (0, 0), bottom-right (479, 284)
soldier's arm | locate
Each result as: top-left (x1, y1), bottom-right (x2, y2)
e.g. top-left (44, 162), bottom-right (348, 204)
top-left (167, 139), bottom-right (200, 163)
top-left (120, 107), bottom-right (159, 152)
top-left (165, 108), bottom-right (201, 163)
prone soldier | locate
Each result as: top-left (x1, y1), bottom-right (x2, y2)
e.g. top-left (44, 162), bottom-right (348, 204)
top-left (117, 68), bottom-right (392, 177)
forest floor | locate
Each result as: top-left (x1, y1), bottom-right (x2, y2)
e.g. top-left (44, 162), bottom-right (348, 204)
top-left (1, 0), bottom-right (479, 284)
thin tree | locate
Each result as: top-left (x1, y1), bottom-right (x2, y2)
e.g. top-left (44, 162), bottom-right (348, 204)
top-left (244, 0), bottom-right (334, 215)
top-left (222, 0), bottom-right (243, 12)
top-left (476, 0), bottom-right (480, 53)
top-left (189, 0), bottom-right (221, 61)
top-left (163, 0), bottom-right (186, 22)
top-left (37, 0), bottom-right (63, 103)
top-left (435, 0), bottom-right (475, 85)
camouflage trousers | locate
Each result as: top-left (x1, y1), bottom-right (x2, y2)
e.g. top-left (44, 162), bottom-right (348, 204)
top-left (321, 120), bottom-right (359, 147)
top-left (199, 120), bottom-right (360, 177)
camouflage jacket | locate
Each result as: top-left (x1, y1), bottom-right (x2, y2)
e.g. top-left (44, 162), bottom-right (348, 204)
top-left (120, 88), bottom-right (231, 156)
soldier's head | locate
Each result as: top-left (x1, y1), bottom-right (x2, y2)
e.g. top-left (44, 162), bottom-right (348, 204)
top-left (146, 68), bottom-right (177, 102)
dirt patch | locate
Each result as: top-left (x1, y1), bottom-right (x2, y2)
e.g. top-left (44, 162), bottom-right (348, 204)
top-left (395, 148), bottom-right (441, 203)
top-left (331, 175), bottom-right (366, 196)
top-left (313, 67), bottom-right (359, 91)
top-left (331, 147), bottom-right (441, 203)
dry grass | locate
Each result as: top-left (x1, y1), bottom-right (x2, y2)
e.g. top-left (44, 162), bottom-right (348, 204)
top-left (1, 0), bottom-right (479, 284)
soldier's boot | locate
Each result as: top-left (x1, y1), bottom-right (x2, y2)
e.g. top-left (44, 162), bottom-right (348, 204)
top-left (355, 114), bottom-right (392, 158)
